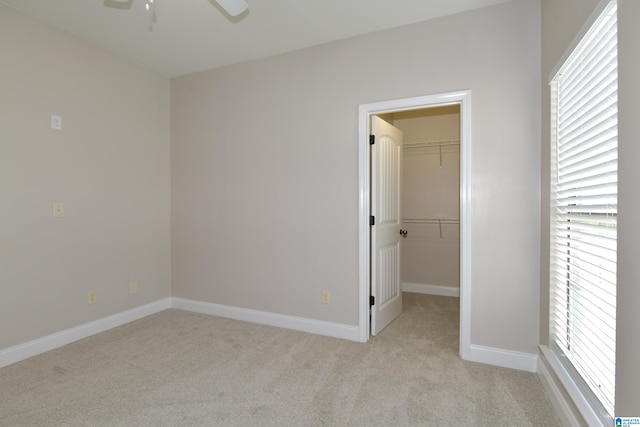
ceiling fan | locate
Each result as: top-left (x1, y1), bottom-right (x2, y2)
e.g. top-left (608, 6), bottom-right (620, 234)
top-left (213, 0), bottom-right (249, 16)
top-left (104, 0), bottom-right (249, 17)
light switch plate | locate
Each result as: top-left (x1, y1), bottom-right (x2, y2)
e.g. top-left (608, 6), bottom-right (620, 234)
top-left (322, 291), bottom-right (330, 304)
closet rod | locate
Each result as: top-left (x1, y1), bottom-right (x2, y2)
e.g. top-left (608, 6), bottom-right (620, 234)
top-left (402, 218), bottom-right (460, 224)
top-left (403, 139), bottom-right (460, 166)
top-left (402, 218), bottom-right (460, 239)
top-left (403, 139), bottom-right (460, 148)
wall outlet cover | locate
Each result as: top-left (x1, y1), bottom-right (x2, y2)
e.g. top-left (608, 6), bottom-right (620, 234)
top-left (51, 114), bottom-right (62, 130)
top-left (53, 202), bottom-right (64, 218)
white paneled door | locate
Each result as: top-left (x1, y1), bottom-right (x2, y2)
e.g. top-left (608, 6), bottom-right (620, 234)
top-left (371, 116), bottom-right (404, 335)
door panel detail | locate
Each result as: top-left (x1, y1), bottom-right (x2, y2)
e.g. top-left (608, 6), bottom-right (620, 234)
top-left (371, 116), bottom-right (403, 336)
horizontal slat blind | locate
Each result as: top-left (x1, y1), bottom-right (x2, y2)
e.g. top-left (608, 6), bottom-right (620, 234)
top-left (550, 0), bottom-right (617, 420)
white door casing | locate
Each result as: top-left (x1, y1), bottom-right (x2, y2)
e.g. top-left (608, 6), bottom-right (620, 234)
top-left (371, 116), bottom-right (403, 336)
top-left (358, 91), bottom-right (471, 362)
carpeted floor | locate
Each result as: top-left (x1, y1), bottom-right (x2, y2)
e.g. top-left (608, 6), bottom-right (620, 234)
top-left (0, 293), bottom-right (560, 426)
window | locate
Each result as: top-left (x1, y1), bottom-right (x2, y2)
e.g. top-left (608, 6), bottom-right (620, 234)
top-left (549, 0), bottom-right (617, 424)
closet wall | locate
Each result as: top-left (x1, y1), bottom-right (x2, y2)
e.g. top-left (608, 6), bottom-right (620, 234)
top-left (393, 106), bottom-right (460, 293)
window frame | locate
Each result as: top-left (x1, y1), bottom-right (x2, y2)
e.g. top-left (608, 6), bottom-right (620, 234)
top-left (548, 0), bottom-right (618, 425)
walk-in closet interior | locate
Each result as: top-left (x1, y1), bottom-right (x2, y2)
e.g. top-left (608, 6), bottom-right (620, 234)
top-left (385, 106), bottom-right (461, 297)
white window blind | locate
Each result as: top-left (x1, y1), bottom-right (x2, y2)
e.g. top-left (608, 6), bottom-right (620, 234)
top-left (549, 0), bottom-right (617, 422)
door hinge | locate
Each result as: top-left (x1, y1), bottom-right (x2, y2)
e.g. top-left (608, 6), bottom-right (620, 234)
top-left (369, 135), bottom-right (375, 145)
top-left (370, 295), bottom-right (375, 306)
top-left (370, 215), bottom-right (375, 226)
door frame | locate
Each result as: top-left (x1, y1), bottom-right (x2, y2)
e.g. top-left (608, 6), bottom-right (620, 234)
top-left (357, 90), bottom-right (472, 360)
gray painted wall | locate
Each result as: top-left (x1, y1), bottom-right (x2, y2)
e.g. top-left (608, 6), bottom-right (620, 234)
top-left (395, 108), bottom-right (461, 290)
top-left (0, 5), bottom-right (171, 350)
top-left (171, 0), bottom-right (542, 354)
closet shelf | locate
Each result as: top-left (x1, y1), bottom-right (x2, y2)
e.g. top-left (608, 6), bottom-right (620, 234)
top-left (402, 218), bottom-right (460, 224)
top-left (403, 139), bottom-right (460, 149)
top-left (403, 139), bottom-right (460, 166)
top-left (402, 218), bottom-right (459, 239)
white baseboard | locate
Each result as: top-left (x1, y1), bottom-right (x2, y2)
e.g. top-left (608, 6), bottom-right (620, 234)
top-left (172, 297), bottom-right (361, 342)
top-left (538, 345), bottom-right (605, 426)
top-left (463, 343), bottom-right (538, 372)
top-left (0, 298), bottom-right (172, 369)
top-left (402, 282), bottom-right (460, 297)
top-left (0, 296), bottom-right (538, 378)
top-left (537, 347), bottom-right (582, 427)
top-left (0, 297), bottom-right (359, 369)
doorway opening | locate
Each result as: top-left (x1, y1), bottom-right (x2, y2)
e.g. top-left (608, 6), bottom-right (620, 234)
top-left (357, 91), bottom-right (472, 361)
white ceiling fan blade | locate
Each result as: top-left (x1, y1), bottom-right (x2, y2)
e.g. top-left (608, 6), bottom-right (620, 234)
top-left (215, 0), bottom-right (249, 17)
top-left (103, 0), bottom-right (134, 9)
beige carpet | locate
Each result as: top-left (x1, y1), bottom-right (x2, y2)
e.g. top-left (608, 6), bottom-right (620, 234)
top-left (0, 293), bottom-right (560, 426)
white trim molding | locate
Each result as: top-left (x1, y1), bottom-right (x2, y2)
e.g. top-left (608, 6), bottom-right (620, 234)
top-left (465, 344), bottom-right (538, 373)
top-left (0, 297), bottom-right (360, 369)
top-left (538, 345), bottom-right (605, 427)
top-left (358, 90), bottom-right (472, 353)
top-left (0, 294), bottom-right (541, 377)
top-left (172, 298), bottom-right (361, 342)
top-left (402, 282), bottom-right (460, 297)
top-left (0, 298), bottom-right (172, 369)
top-left (538, 348), bottom-right (584, 427)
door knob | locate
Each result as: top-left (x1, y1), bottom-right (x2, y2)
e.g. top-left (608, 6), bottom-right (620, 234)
top-left (400, 229), bottom-right (408, 237)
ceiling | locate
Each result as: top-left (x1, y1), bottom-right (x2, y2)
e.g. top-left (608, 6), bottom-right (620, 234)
top-left (0, 0), bottom-right (510, 78)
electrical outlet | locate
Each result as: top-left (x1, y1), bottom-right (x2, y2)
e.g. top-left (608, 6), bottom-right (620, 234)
top-left (52, 202), bottom-right (64, 218)
top-left (129, 280), bottom-right (138, 294)
top-left (88, 291), bottom-right (97, 304)
top-left (51, 114), bottom-right (62, 130)
top-left (322, 291), bottom-right (330, 304)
